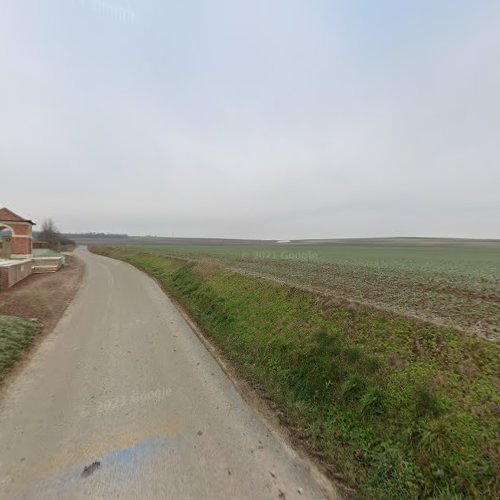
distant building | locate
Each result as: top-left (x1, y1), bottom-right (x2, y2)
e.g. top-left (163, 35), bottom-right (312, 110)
top-left (0, 207), bottom-right (64, 290)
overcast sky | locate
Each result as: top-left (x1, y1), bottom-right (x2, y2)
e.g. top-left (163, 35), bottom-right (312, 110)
top-left (1, 1), bottom-right (499, 239)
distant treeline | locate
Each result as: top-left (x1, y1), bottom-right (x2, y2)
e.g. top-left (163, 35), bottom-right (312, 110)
top-left (34, 232), bottom-right (129, 239)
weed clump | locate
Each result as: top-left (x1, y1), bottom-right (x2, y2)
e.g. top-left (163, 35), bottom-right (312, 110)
top-left (341, 374), bottom-right (364, 401)
top-left (360, 386), bottom-right (386, 417)
top-left (364, 356), bottom-right (382, 373)
top-left (344, 346), bottom-right (362, 363)
top-left (415, 384), bottom-right (443, 418)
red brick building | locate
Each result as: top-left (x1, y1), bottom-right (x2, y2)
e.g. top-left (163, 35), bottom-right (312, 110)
top-left (0, 207), bottom-right (35, 259)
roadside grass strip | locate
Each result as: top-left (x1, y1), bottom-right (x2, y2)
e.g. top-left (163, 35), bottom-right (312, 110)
top-left (93, 247), bottom-right (500, 499)
top-left (0, 315), bottom-right (40, 378)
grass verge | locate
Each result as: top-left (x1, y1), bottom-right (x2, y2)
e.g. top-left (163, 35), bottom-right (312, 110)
top-left (93, 247), bottom-right (500, 499)
top-left (0, 315), bottom-right (40, 379)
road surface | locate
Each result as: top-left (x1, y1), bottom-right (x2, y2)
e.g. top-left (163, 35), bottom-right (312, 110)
top-left (0, 247), bottom-right (334, 499)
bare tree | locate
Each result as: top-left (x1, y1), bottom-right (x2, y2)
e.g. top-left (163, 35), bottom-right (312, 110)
top-left (37, 218), bottom-right (61, 250)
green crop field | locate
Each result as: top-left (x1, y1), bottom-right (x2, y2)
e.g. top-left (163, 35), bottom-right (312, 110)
top-left (95, 237), bottom-right (500, 340)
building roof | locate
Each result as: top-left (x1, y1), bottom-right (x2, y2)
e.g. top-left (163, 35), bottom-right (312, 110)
top-left (0, 207), bottom-right (35, 225)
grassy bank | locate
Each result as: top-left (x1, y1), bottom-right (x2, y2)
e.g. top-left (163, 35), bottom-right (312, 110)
top-left (0, 315), bottom-right (39, 379)
top-left (94, 247), bottom-right (499, 499)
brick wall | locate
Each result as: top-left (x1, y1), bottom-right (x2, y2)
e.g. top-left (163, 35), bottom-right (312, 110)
top-left (11, 236), bottom-right (31, 256)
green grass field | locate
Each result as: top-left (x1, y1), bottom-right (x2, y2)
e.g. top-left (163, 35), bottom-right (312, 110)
top-left (0, 315), bottom-right (39, 379)
top-left (32, 248), bottom-right (64, 257)
top-left (93, 245), bottom-right (500, 499)
top-left (100, 238), bottom-right (500, 340)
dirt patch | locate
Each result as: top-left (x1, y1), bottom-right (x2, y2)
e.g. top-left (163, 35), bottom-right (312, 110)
top-left (0, 255), bottom-right (84, 334)
top-left (0, 255), bottom-right (84, 389)
top-left (193, 260), bottom-right (224, 279)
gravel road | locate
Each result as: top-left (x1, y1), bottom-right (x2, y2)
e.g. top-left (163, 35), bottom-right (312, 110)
top-left (0, 247), bottom-right (335, 499)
